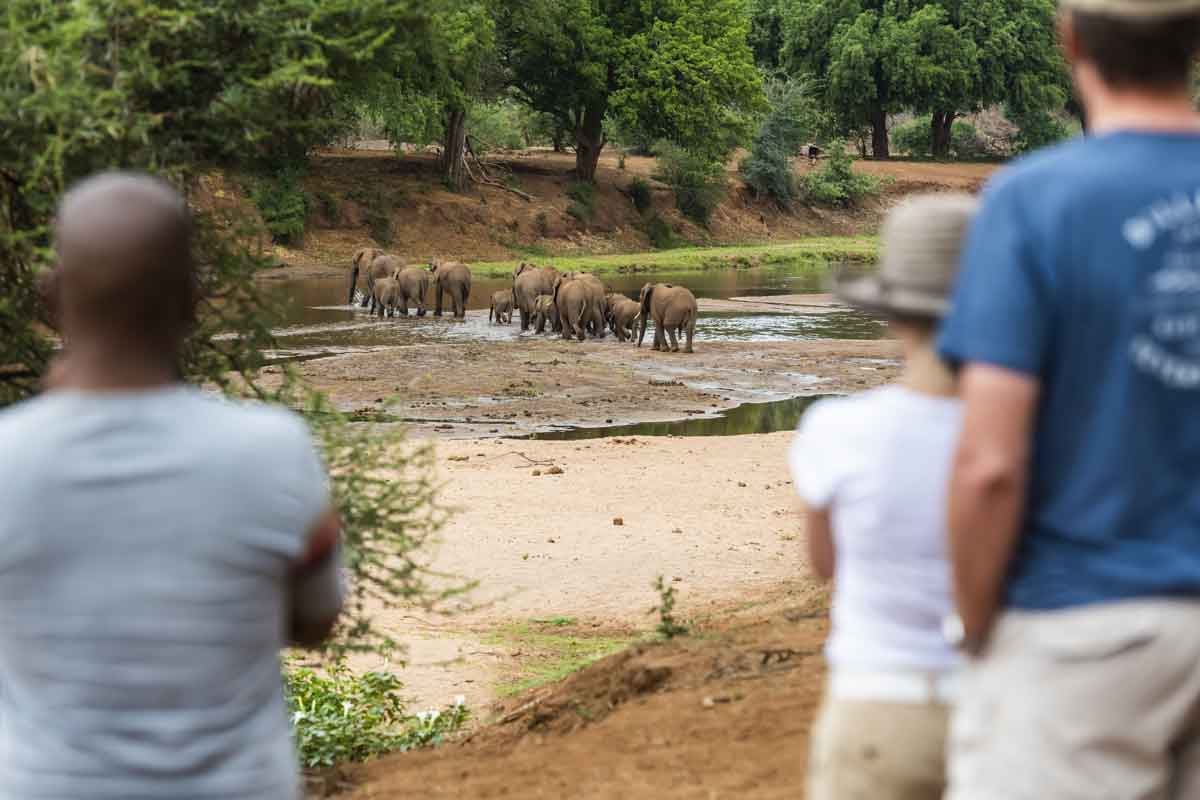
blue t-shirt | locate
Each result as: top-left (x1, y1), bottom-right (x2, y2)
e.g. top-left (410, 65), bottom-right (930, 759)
top-left (939, 131), bottom-right (1200, 611)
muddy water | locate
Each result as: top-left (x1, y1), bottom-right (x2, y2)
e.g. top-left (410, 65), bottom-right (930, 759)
top-left (522, 395), bottom-right (827, 440)
top-left (264, 263), bottom-right (884, 359)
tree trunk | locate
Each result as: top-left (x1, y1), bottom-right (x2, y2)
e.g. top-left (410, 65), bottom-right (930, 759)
top-left (441, 108), bottom-right (468, 191)
top-left (552, 127), bottom-right (564, 153)
top-left (574, 104), bottom-right (605, 183)
top-left (869, 108), bottom-right (889, 159)
top-left (931, 111), bottom-right (956, 159)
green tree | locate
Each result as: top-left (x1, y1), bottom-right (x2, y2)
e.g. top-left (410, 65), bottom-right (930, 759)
top-left (498, 0), bottom-right (764, 182)
top-left (748, 0), bottom-right (788, 73)
top-left (906, 0), bottom-right (1068, 158)
top-left (1, 0), bottom-right (466, 656)
top-left (782, 0), bottom-right (917, 159)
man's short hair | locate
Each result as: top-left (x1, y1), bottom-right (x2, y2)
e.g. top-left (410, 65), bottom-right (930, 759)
top-left (1072, 10), bottom-right (1200, 89)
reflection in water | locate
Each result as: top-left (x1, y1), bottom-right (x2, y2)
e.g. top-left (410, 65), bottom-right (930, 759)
top-left (523, 395), bottom-right (829, 440)
top-left (262, 262), bottom-right (884, 351)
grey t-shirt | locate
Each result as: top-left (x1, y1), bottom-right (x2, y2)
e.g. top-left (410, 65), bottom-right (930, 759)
top-left (0, 387), bottom-right (329, 799)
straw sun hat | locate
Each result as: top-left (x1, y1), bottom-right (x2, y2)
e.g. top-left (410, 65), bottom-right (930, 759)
top-left (1060, 0), bottom-right (1200, 18)
top-left (835, 193), bottom-right (978, 320)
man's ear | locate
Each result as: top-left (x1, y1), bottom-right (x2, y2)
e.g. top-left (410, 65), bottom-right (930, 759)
top-left (1057, 11), bottom-right (1081, 65)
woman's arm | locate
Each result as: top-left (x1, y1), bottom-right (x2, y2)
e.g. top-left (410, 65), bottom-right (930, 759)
top-left (805, 506), bottom-right (835, 581)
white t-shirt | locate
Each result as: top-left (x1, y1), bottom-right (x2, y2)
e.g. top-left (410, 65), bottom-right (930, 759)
top-left (791, 386), bottom-right (962, 673)
top-left (0, 387), bottom-right (333, 800)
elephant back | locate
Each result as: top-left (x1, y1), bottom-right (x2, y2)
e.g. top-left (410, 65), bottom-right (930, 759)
top-left (370, 254), bottom-right (404, 281)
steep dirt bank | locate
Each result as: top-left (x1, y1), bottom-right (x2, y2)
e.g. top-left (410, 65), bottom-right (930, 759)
top-left (240, 150), bottom-right (996, 280)
top-left (320, 584), bottom-right (831, 800)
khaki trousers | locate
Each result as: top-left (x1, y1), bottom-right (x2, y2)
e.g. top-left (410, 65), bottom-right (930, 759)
top-left (948, 600), bottom-right (1200, 800)
top-left (808, 694), bottom-right (951, 800)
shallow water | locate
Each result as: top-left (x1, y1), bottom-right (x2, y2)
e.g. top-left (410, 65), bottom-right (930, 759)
top-left (521, 395), bottom-right (828, 440)
top-left (264, 262), bottom-right (885, 353)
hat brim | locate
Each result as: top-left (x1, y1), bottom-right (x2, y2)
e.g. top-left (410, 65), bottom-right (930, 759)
top-left (834, 274), bottom-right (949, 319)
top-left (1060, 0), bottom-right (1200, 18)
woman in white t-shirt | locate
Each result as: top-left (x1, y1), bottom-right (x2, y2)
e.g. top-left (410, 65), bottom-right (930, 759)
top-left (791, 193), bottom-right (977, 800)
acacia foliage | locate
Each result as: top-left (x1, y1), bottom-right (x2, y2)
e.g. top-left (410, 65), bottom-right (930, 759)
top-left (740, 79), bottom-right (825, 203)
top-left (0, 0), bottom-right (467, 656)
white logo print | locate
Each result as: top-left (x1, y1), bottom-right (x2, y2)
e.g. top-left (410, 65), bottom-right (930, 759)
top-left (1123, 218), bottom-right (1156, 250)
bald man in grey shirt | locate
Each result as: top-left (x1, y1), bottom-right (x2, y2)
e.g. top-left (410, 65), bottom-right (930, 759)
top-left (0, 173), bottom-right (343, 799)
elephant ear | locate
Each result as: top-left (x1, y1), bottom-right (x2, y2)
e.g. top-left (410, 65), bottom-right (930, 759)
top-left (640, 284), bottom-right (654, 312)
top-left (353, 248), bottom-right (367, 268)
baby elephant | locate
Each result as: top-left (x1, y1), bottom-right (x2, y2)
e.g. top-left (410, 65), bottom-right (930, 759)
top-left (606, 294), bottom-right (641, 343)
top-left (490, 289), bottom-right (514, 324)
top-left (531, 294), bottom-right (559, 334)
top-left (372, 276), bottom-right (402, 318)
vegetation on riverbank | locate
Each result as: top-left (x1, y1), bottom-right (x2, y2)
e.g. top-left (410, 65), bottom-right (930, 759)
top-left (483, 619), bottom-right (643, 697)
top-left (469, 237), bottom-right (878, 278)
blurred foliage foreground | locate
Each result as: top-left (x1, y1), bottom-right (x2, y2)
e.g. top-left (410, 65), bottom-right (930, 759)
top-left (0, 2), bottom-right (475, 764)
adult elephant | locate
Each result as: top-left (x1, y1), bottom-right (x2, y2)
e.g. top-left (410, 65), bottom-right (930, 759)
top-left (555, 272), bottom-right (606, 339)
top-left (394, 266), bottom-right (430, 316)
top-left (513, 261), bottom-right (559, 332)
top-left (555, 278), bottom-right (593, 342)
top-left (349, 247), bottom-right (386, 306)
top-left (428, 257), bottom-right (472, 318)
top-left (638, 283), bottom-right (697, 353)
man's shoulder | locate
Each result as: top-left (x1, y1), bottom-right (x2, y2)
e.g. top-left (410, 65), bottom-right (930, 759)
top-left (982, 136), bottom-right (1095, 199)
top-left (184, 392), bottom-right (315, 451)
top-left (0, 394), bottom-right (65, 447)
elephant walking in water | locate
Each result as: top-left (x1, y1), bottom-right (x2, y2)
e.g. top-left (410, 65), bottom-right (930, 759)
top-left (349, 247), bottom-right (387, 307)
top-left (490, 290), bottom-right (514, 324)
top-left (394, 266), bottom-right (430, 316)
top-left (606, 294), bottom-right (641, 342)
top-left (531, 294), bottom-right (559, 333)
top-left (513, 261), bottom-right (559, 331)
top-left (638, 283), bottom-right (697, 353)
top-left (428, 257), bottom-right (472, 318)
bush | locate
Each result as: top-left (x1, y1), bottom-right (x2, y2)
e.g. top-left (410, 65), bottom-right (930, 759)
top-left (1009, 108), bottom-right (1071, 154)
top-left (566, 181), bottom-right (596, 224)
top-left (891, 116), bottom-right (989, 160)
top-left (250, 171), bottom-right (309, 246)
top-left (349, 188), bottom-right (395, 246)
top-left (739, 79), bottom-right (819, 204)
top-left (627, 178), bottom-right (653, 214)
top-left (285, 659), bottom-right (469, 769)
top-left (653, 141), bottom-right (727, 226)
top-left (650, 576), bottom-right (688, 639)
top-left (641, 212), bottom-right (678, 249)
top-left (315, 191), bottom-right (340, 220)
top-left (891, 118), bottom-right (932, 158)
top-left (800, 142), bottom-right (883, 207)
top-left (467, 100), bottom-right (527, 153)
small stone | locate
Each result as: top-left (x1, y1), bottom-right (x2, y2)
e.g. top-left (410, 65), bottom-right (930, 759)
top-left (606, 418), bottom-right (614, 423)
top-left (737, 481), bottom-right (747, 488)
top-left (613, 517), bottom-right (624, 527)
top-left (532, 469), bottom-right (542, 476)
top-left (547, 538), bottom-right (556, 544)
top-left (547, 466), bottom-right (564, 475)
top-left (672, 528), bottom-right (683, 534)
top-left (448, 455), bottom-right (469, 462)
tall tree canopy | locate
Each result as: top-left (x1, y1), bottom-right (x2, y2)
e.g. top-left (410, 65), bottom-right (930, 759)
top-left (781, 0), bottom-right (1067, 158)
top-left (499, 0), bottom-right (764, 181)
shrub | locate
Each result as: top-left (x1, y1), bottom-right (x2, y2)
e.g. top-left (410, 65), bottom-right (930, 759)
top-left (349, 188), bottom-right (395, 245)
top-left (800, 142), bottom-right (883, 207)
top-left (250, 171), bottom-right (309, 245)
top-left (650, 576), bottom-right (688, 639)
top-left (653, 141), bottom-right (727, 226)
top-left (535, 211), bottom-right (551, 237)
top-left (739, 79), bottom-right (819, 204)
top-left (627, 177), bottom-right (653, 214)
top-left (1009, 108), bottom-right (1071, 154)
top-left (641, 212), bottom-right (678, 249)
top-left (892, 116), bottom-right (989, 160)
top-left (315, 190), bottom-right (340, 220)
top-left (891, 117), bottom-right (932, 158)
top-left (566, 181), bottom-right (596, 224)
top-left (285, 659), bottom-right (469, 769)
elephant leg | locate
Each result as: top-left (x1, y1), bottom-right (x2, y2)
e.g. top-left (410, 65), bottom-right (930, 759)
top-left (654, 323), bottom-right (666, 351)
top-left (668, 326), bottom-right (680, 352)
top-left (400, 295), bottom-right (409, 316)
top-left (684, 319), bottom-right (695, 353)
top-left (434, 288), bottom-right (443, 316)
top-left (520, 308), bottom-right (529, 331)
top-left (459, 289), bottom-right (468, 318)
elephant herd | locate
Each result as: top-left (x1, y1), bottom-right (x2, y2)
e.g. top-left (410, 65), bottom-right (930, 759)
top-left (349, 248), bottom-right (472, 319)
top-left (347, 249), bottom-right (699, 353)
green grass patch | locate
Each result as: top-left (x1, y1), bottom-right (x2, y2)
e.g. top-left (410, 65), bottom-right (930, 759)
top-left (468, 237), bottom-right (879, 277)
top-left (485, 619), bottom-right (641, 697)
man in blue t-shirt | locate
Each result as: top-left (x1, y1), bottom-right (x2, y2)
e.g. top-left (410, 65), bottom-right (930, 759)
top-left (939, 0), bottom-right (1200, 796)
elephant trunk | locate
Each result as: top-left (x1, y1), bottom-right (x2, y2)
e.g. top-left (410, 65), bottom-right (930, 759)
top-left (348, 266), bottom-right (359, 305)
